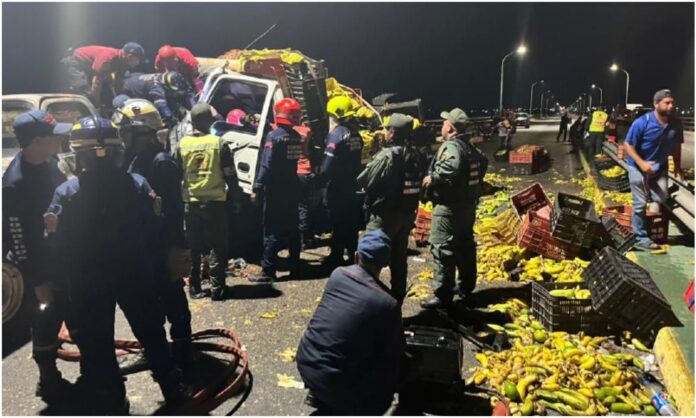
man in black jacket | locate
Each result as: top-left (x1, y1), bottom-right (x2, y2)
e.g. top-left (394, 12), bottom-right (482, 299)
top-left (296, 229), bottom-right (404, 415)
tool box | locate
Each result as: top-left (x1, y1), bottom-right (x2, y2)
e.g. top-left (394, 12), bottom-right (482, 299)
top-left (404, 326), bottom-right (463, 384)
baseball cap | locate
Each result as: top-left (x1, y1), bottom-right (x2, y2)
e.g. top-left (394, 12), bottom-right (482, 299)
top-left (440, 107), bottom-right (469, 127)
top-left (384, 113), bottom-right (414, 130)
top-left (191, 103), bottom-right (216, 133)
top-left (357, 229), bottom-right (391, 267)
top-left (653, 89), bottom-right (673, 103)
top-left (123, 42), bottom-right (145, 59)
top-left (13, 110), bottom-right (72, 144)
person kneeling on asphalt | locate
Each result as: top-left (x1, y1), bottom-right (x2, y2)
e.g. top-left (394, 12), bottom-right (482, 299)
top-left (116, 98), bottom-right (196, 381)
top-left (44, 117), bottom-right (190, 414)
top-left (624, 89), bottom-right (684, 251)
top-left (175, 103), bottom-right (240, 300)
top-left (421, 108), bottom-right (488, 309)
top-left (296, 229), bottom-right (404, 415)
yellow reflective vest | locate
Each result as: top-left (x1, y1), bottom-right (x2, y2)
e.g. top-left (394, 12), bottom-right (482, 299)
top-left (178, 133), bottom-right (227, 202)
top-left (589, 110), bottom-right (608, 133)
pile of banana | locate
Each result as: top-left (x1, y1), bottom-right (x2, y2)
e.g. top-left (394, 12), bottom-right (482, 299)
top-left (471, 300), bottom-right (660, 416)
top-left (600, 166), bottom-right (627, 178)
top-left (483, 173), bottom-right (523, 186)
top-left (516, 256), bottom-right (588, 283)
top-left (475, 209), bottom-right (521, 246)
top-left (571, 176), bottom-right (606, 213)
top-left (549, 286), bottom-right (591, 300)
top-left (604, 191), bottom-right (633, 205)
top-left (477, 245), bottom-right (526, 282)
top-left (477, 191), bottom-right (512, 218)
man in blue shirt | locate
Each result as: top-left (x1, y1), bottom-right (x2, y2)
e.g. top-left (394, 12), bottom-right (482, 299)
top-left (296, 229), bottom-right (404, 415)
top-left (624, 89), bottom-right (684, 250)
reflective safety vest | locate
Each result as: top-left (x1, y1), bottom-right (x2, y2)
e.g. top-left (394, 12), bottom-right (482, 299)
top-left (589, 111), bottom-right (608, 133)
top-left (179, 134), bottom-right (227, 202)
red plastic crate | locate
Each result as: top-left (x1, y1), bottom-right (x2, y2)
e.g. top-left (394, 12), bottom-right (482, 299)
top-left (509, 151), bottom-right (535, 164)
top-left (413, 208), bottom-right (432, 246)
top-left (684, 280), bottom-right (694, 314)
top-left (602, 205), bottom-right (633, 229)
top-left (646, 212), bottom-right (668, 244)
top-left (617, 144), bottom-right (625, 160)
top-left (517, 208), bottom-right (580, 261)
top-left (511, 183), bottom-right (552, 219)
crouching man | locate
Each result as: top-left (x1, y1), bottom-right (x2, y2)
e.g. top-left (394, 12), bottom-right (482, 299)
top-left (296, 229), bottom-right (405, 415)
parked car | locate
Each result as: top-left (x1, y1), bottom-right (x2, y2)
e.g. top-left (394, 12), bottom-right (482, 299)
top-left (515, 112), bottom-right (531, 128)
top-left (2, 93), bottom-right (98, 172)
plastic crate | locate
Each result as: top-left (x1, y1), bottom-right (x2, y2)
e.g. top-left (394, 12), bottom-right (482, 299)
top-left (413, 208), bottom-right (432, 246)
top-left (597, 171), bottom-right (630, 192)
top-left (683, 280), bottom-right (694, 314)
top-left (551, 193), bottom-right (602, 248)
top-left (511, 183), bottom-right (551, 219)
top-left (617, 144), bottom-right (625, 160)
top-left (600, 215), bottom-right (636, 254)
top-left (531, 282), bottom-right (608, 334)
top-left (602, 205), bottom-right (633, 229)
top-left (582, 247), bottom-right (682, 342)
top-left (646, 212), bottom-right (669, 244)
top-left (518, 208), bottom-right (580, 261)
top-left (593, 156), bottom-right (616, 171)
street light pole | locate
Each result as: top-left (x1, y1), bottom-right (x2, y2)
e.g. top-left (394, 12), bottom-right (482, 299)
top-left (499, 44), bottom-right (527, 116)
top-left (541, 90), bottom-right (551, 117)
top-left (610, 64), bottom-right (630, 107)
top-left (529, 80), bottom-right (544, 117)
top-left (592, 84), bottom-right (603, 105)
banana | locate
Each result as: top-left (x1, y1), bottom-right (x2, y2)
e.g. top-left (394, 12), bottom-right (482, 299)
top-left (516, 374), bottom-right (538, 401)
top-left (580, 356), bottom-right (596, 370)
top-left (475, 353), bottom-right (489, 367)
top-left (556, 391), bottom-right (588, 410)
top-left (632, 338), bottom-right (651, 352)
top-left (487, 323), bottom-right (505, 332)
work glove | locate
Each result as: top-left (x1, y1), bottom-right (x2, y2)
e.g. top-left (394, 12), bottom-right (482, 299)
top-left (167, 247), bottom-right (192, 280)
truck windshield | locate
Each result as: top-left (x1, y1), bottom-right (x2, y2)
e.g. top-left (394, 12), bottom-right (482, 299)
top-left (45, 101), bottom-right (92, 124)
top-left (210, 79), bottom-right (268, 136)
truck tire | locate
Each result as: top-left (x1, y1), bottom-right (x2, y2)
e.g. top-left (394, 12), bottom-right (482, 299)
top-left (3, 263), bottom-right (24, 324)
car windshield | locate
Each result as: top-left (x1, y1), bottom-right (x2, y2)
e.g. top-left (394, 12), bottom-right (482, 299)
top-left (2, 101), bottom-right (33, 148)
top-left (45, 101), bottom-right (92, 124)
top-left (209, 79), bottom-right (268, 136)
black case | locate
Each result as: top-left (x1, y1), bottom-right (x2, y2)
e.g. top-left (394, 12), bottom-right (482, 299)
top-left (404, 326), bottom-right (463, 384)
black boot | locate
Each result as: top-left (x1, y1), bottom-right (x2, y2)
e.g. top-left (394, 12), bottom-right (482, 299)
top-left (188, 283), bottom-right (207, 299)
top-left (172, 340), bottom-right (195, 384)
top-left (249, 271), bottom-right (275, 284)
top-left (157, 369), bottom-right (194, 409)
top-left (35, 373), bottom-right (74, 403)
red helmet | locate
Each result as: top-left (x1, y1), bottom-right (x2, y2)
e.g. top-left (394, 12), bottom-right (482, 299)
top-left (226, 109), bottom-right (247, 126)
top-left (274, 98), bottom-right (302, 126)
top-left (158, 45), bottom-right (177, 60)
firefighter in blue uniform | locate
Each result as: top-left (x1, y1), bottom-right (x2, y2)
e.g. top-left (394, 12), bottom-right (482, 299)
top-left (358, 113), bottom-right (428, 304)
top-left (320, 96), bottom-right (364, 269)
top-left (421, 108), bottom-right (488, 309)
top-left (249, 98), bottom-right (304, 283)
top-left (2, 110), bottom-right (73, 402)
top-left (296, 229), bottom-right (404, 415)
top-left (44, 117), bottom-right (188, 414)
top-left (122, 71), bottom-right (195, 127)
top-left (115, 98), bottom-right (195, 380)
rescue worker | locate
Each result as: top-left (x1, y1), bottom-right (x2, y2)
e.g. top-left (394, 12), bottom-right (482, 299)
top-left (155, 45), bottom-right (200, 92)
top-left (320, 96), bottom-right (364, 269)
top-left (296, 229), bottom-right (404, 415)
top-left (249, 98), bottom-right (304, 283)
top-left (624, 89), bottom-right (684, 250)
top-left (61, 42), bottom-right (144, 112)
top-left (174, 103), bottom-right (239, 300)
top-left (122, 71), bottom-right (196, 128)
top-left (44, 117), bottom-right (188, 414)
top-left (3, 110), bottom-right (73, 402)
top-left (357, 113), bottom-right (428, 304)
top-left (587, 105), bottom-right (609, 157)
top-left (421, 108), bottom-right (488, 309)
top-left (116, 99), bottom-right (195, 379)
top-left (297, 124), bottom-right (316, 250)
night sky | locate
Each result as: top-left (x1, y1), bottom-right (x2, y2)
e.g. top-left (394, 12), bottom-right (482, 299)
top-left (2, 2), bottom-right (694, 117)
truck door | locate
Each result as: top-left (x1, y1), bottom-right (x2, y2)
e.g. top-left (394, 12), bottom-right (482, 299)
top-left (202, 73), bottom-right (279, 194)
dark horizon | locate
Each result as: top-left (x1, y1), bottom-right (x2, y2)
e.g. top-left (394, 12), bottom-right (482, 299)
top-left (2, 2), bottom-right (694, 117)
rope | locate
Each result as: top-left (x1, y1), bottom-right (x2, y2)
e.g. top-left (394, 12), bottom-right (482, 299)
top-left (56, 324), bottom-right (250, 415)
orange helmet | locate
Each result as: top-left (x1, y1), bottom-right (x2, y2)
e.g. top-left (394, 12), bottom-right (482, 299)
top-left (274, 98), bottom-right (302, 126)
top-left (158, 45), bottom-right (177, 60)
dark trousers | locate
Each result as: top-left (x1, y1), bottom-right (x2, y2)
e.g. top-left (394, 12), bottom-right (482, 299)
top-left (431, 205), bottom-right (477, 302)
top-left (185, 202), bottom-right (229, 293)
top-left (325, 190), bottom-right (360, 265)
top-left (69, 265), bottom-right (172, 398)
top-left (158, 273), bottom-right (192, 367)
top-left (298, 174), bottom-right (313, 235)
top-left (61, 56), bottom-right (91, 97)
top-left (31, 288), bottom-right (68, 376)
top-left (366, 210), bottom-right (416, 303)
top-left (261, 196), bottom-right (300, 276)
top-left (557, 125), bottom-right (568, 142)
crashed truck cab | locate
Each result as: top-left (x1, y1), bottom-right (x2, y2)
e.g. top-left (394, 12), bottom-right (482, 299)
top-left (170, 52), bottom-right (330, 195)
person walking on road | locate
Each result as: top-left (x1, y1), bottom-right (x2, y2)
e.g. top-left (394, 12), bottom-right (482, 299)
top-left (175, 103), bottom-right (239, 300)
top-left (557, 111), bottom-right (571, 142)
top-left (587, 105), bottom-right (609, 158)
top-left (624, 89), bottom-right (684, 251)
top-left (357, 113), bottom-right (428, 304)
top-left (421, 108), bottom-right (488, 309)
top-left (3, 110), bottom-right (73, 403)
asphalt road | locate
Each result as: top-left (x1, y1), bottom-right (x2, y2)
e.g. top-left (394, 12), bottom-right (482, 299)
top-left (0, 122), bottom-right (627, 415)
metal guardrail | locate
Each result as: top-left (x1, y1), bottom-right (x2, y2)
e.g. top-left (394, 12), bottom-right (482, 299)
top-left (603, 142), bottom-right (694, 233)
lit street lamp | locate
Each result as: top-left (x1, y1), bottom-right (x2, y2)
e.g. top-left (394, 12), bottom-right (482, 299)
top-left (499, 44), bottom-right (527, 115)
top-left (529, 80), bottom-right (544, 117)
top-left (610, 64), bottom-right (630, 107)
top-left (591, 84), bottom-right (603, 105)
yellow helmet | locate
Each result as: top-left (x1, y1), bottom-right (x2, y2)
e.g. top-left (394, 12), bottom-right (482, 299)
top-left (326, 96), bottom-right (356, 119)
top-left (114, 98), bottom-right (163, 131)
